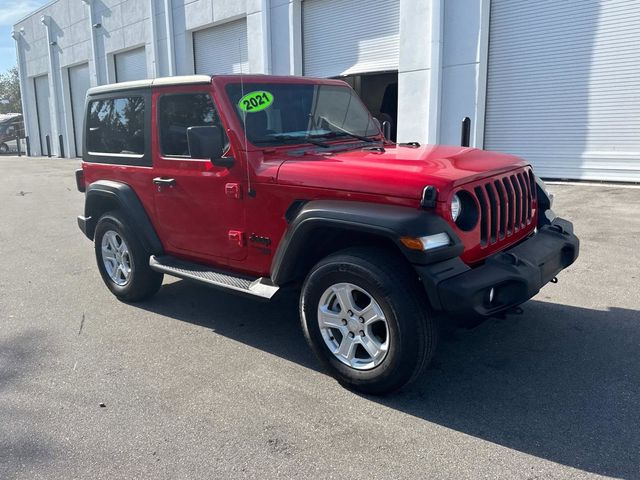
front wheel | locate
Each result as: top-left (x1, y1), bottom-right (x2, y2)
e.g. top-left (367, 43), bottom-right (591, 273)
top-left (300, 247), bottom-right (437, 394)
top-left (0, 143), bottom-right (9, 154)
top-left (94, 211), bottom-right (163, 302)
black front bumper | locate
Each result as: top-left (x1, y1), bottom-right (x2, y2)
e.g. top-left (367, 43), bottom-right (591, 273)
top-left (416, 217), bottom-right (579, 318)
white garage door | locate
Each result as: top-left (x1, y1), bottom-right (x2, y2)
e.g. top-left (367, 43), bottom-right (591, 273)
top-left (115, 47), bottom-right (147, 83)
top-left (302, 0), bottom-right (400, 78)
top-left (68, 63), bottom-right (90, 156)
top-left (485, 0), bottom-right (640, 182)
top-left (34, 75), bottom-right (52, 155)
top-left (193, 19), bottom-right (249, 74)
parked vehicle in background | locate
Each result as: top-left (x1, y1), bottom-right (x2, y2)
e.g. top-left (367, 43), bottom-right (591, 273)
top-left (76, 75), bottom-right (579, 394)
top-left (0, 114), bottom-right (25, 153)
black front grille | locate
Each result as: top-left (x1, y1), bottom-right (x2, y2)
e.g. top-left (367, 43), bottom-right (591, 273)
top-left (471, 168), bottom-right (536, 247)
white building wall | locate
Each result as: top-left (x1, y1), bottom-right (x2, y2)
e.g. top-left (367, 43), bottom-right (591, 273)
top-left (13, 0), bottom-right (485, 158)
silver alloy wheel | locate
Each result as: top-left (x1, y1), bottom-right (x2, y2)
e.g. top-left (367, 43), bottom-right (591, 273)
top-left (317, 282), bottom-right (389, 370)
top-left (101, 230), bottom-right (132, 286)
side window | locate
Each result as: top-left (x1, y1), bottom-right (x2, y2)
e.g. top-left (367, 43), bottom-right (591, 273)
top-left (158, 93), bottom-right (223, 157)
top-left (87, 96), bottom-right (145, 155)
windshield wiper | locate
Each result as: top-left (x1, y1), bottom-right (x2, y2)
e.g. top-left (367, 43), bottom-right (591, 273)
top-left (314, 117), bottom-right (378, 143)
top-left (268, 133), bottom-right (330, 148)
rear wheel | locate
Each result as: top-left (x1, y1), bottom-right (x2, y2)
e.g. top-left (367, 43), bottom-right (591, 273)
top-left (300, 247), bottom-right (437, 394)
top-left (94, 211), bottom-right (163, 301)
top-left (0, 143), bottom-right (9, 154)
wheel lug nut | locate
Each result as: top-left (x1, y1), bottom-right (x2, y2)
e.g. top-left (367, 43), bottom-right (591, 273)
top-left (342, 319), bottom-right (347, 325)
top-left (347, 310), bottom-right (353, 316)
top-left (348, 332), bottom-right (355, 338)
top-left (359, 330), bottom-right (365, 337)
top-left (359, 317), bottom-right (364, 323)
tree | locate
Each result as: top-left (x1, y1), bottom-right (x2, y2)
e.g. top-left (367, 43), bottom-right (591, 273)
top-left (0, 66), bottom-right (22, 114)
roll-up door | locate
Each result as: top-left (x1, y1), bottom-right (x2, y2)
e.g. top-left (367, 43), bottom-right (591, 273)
top-left (485, 0), bottom-right (640, 181)
top-left (114, 47), bottom-right (147, 83)
top-left (193, 19), bottom-right (249, 74)
top-left (68, 63), bottom-right (90, 156)
top-left (302, 0), bottom-right (400, 78)
top-left (33, 75), bottom-right (52, 155)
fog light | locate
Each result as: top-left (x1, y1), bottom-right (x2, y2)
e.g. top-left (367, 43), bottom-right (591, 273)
top-left (485, 287), bottom-right (495, 306)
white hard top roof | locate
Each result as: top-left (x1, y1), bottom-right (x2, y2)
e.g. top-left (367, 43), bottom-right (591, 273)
top-left (87, 75), bottom-right (212, 95)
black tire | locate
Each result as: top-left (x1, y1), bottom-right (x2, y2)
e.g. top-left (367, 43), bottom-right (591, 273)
top-left (94, 210), bottom-right (163, 302)
top-left (0, 143), bottom-right (8, 154)
top-left (300, 247), bottom-right (437, 395)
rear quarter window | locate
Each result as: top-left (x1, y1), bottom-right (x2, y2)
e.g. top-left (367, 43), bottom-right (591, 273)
top-left (84, 90), bottom-right (151, 166)
top-left (87, 97), bottom-right (144, 155)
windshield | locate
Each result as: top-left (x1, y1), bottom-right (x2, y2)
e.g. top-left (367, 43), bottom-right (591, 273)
top-left (225, 82), bottom-right (380, 147)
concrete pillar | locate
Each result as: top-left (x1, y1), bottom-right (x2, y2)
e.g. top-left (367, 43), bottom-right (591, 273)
top-left (289, 0), bottom-right (302, 75)
top-left (40, 15), bottom-right (62, 156)
top-left (267, 0), bottom-right (300, 76)
top-left (163, 0), bottom-right (176, 75)
top-left (148, 0), bottom-right (160, 77)
top-left (82, 0), bottom-right (100, 86)
top-left (397, 0), bottom-right (443, 145)
top-left (11, 30), bottom-right (32, 155)
top-left (247, 0), bottom-right (272, 73)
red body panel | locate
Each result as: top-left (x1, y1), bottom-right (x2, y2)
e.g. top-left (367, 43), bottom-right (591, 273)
top-left (82, 75), bottom-right (538, 277)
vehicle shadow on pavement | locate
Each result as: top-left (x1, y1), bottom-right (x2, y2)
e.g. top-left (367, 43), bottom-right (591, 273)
top-left (138, 282), bottom-right (639, 478)
top-left (0, 331), bottom-right (55, 476)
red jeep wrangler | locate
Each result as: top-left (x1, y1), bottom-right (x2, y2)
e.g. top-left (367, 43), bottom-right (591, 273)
top-left (77, 75), bottom-right (579, 394)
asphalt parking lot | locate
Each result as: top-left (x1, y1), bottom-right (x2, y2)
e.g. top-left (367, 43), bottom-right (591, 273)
top-left (1, 155), bottom-right (639, 479)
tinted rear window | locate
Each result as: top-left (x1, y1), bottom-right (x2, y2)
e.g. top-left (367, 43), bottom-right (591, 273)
top-left (87, 97), bottom-right (145, 155)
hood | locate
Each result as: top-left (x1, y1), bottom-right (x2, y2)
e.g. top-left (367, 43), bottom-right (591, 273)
top-left (276, 144), bottom-right (528, 200)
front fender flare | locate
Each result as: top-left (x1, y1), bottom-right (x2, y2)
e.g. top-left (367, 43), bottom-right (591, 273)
top-left (271, 200), bottom-right (462, 285)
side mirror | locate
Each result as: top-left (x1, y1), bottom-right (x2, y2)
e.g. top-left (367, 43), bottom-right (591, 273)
top-left (187, 125), bottom-right (234, 168)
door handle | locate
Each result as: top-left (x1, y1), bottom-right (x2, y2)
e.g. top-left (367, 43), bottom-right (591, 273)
top-left (153, 177), bottom-right (176, 186)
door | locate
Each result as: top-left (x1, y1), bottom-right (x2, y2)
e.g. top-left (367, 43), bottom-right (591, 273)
top-left (115, 47), bottom-right (147, 83)
top-left (151, 87), bottom-right (247, 262)
top-left (193, 19), bottom-right (249, 75)
top-left (34, 75), bottom-right (52, 155)
top-left (302, 0), bottom-right (400, 78)
top-left (485, 0), bottom-right (640, 181)
top-left (68, 63), bottom-right (90, 156)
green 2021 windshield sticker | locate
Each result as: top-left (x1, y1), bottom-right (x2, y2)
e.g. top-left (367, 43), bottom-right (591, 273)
top-left (238, 90), bottom-right (274, 113)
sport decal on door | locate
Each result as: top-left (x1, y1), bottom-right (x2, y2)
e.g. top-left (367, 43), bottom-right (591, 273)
top-left (238, 91), bottom-right (274, 113)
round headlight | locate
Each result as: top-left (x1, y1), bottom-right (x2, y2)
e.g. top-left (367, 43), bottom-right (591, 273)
top-left (451, 190), bottom-right (479, 231)
top-left (451, 194), bottom-right (461, 221)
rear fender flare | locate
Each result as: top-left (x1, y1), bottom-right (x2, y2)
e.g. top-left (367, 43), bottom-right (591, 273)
top-left (80, 180), bottom-right (163, 254)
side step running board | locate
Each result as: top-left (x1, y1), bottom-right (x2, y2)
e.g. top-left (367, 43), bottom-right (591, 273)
top-left (149, 255), bottom-right (279, 300)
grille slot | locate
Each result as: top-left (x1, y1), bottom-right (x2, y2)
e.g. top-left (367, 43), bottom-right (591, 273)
top-left (467, 168), bottom-right (536, 247)
top-left (510, 175), bottom-right (522, 230)
top-left (485, 184), bottom-right (498, 244)
top-left (474, 186), bottom-right (488, 247)
top-left (494, 180), bottom-right (507, 239)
